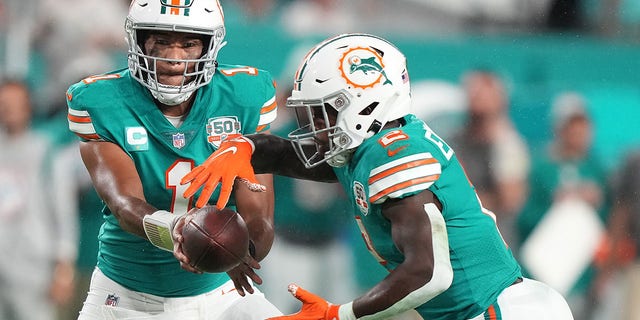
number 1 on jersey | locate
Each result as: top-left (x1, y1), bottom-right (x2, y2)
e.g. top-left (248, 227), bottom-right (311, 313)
top-left (166, 160), bottom-right (194, 214)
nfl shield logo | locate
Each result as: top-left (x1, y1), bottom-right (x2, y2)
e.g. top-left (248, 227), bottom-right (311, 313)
top-left (172, 133), bottom-right (186, 149)
top-left (105, 293), bottom-right (119, 307)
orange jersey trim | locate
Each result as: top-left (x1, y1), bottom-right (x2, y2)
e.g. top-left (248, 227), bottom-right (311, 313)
top-left (68, 113), bottom-right (92, 124)
top-left (260, 101), bottom-right (277, 114)
top-left (368, 158), bottom-right (438, 185)
top-left (74, 132), bottom-right (101, 141)
top-left (486, 305), bottom-right (497, 320)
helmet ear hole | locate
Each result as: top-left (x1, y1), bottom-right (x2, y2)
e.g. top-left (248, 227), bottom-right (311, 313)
top-left (367, 120), bottom-right (382, 135)
top-left (359, 102), bottom-right (379, 116)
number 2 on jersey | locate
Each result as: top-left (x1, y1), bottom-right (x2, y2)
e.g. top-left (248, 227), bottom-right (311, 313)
top-left (219, 66), bottom-right (258, 76)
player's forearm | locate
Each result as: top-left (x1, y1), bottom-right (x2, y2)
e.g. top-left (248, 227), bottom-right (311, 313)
top-left (234, 174), bottom-right (275, 261)
top-left (351, 202), bottom-right (452, 318)
top-left (107, 196), bottom-right (158, 238)
top-left (237, 205), bottom-right (275, 261)
top-left (80, 140), bottom-right (157, 238)
top-left (238, 182), bottom-right (277, 259)
top-left (347, 259), bottom-right (451, 319)
top-left (245, 216), bottom-right (275, 261)
top-left (246, 134), bottom-right (337, 182)
top-left (92, 173), bottom-right (157, 238)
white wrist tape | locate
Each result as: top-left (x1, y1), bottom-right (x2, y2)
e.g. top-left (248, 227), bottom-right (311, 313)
top-left (143, 210), bottom-right (180, 252)
top-left (338, 302), bottom-right (357, 320)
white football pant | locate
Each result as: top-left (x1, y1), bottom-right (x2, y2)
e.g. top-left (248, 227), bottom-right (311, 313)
top-left (470, 278), bottom-right (574, 320)
top-left (77, 267), bottom-right (282, 320)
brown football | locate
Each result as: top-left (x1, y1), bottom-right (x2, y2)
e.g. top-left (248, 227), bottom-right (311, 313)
top-left (181, 206), bottom-right (250, 273)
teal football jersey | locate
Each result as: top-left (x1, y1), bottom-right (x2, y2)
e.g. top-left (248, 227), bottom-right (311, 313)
top-left (333, 115), bottom-right (522, 320)
top-left (66, 66), bottom-right (277, 297)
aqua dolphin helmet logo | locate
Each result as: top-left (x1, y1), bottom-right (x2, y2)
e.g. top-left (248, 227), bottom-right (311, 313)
top-left (339, 46), bottom-right (392, 89)
top-left (348, 56), bottom-right (392, 85)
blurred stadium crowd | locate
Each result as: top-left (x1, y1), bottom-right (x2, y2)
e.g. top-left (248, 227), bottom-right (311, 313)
top-left (1, 0), bottom-right (640, 319)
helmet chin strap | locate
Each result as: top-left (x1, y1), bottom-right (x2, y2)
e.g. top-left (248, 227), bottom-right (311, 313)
top-left (148, 79), bottom-right (196, 105)
top-left (327, 129), bottom-right (353, 168)
top-left (152, 89), bottom-right (193, 105)
top-left (327, 150), bottom-right (353, 167)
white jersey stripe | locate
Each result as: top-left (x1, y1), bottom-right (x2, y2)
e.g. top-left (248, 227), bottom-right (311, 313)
top-left (259, 108), bottom-right (277, 126)
top-left (370, 152), bottom-right (434, 177)
top-left (68, 108), bottom-right (90, 117)
top-left (369, 163), bottom-right (441, 197)
top-left (258, 96), bottom-right (277, 125)
top-left (68, 121), bottom-right (97, 135)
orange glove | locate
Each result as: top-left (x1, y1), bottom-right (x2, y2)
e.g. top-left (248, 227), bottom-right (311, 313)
top-left (181, 137), bottom-right (265, 209)
top-left (267, 284), bottom-right (342, 320)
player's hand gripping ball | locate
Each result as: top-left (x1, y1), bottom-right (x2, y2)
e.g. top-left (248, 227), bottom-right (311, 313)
top-left (181, 206), bottom-right (250, 273)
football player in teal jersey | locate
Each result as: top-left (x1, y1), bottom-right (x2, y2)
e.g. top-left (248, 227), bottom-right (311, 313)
top-left (180, 34), bottom-right (575, 320)
top-left (66, 0), bottom-right (282, 319)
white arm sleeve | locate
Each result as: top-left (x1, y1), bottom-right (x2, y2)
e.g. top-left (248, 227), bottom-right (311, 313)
top-left (340, 203), bottom-right (453, 320)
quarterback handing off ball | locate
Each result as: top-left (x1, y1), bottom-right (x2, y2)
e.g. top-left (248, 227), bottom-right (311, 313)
top-left (181, 206), bottom-right (250, 273)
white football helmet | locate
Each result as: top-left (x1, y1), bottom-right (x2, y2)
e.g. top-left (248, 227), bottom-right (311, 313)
top-left (287, 33), bottom-right (412, 168)
top-left (125, 0), bottom-right (226, 105)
